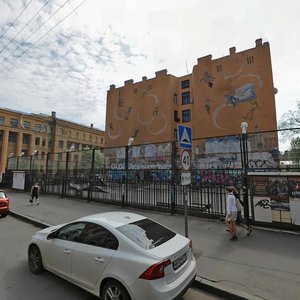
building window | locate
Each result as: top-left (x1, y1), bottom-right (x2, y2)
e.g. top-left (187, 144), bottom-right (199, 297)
top-left (174, 129), bottom-right (178, 140)
top-left (59, 128), bottom-right (63, 135)
top-left (23, 121), bottom-right (30, 129)
top-left (182, 110), bottom-right (191, 122)
top-left (23, 134), bottom-right (30, 145)
top-left (41, 125), bottom-right (47, 132)
top-left (35, 137), bottom-right (40, 146)
top-left (174, 111), bottom-right (180, 122)
top-left (9, 132), bottom-right (17, 142)
top-left (42, 138), bottom-right (46, 147)
top-left (76, 132), bottom-right (79, 138)
top-left (41, 152), bottom-right (46, 160)
top-left (173, 93), bottom-right (178, 104)
top-left (101, 138), bottom-right (103, 144)
top-left (247, 56), bottom-right (254, 64)
top-left (10, 118), bottom-right (18, 128)
top-left (181, 80), bottom-right (190, 89)
top-left (35, 124), bottom-right (41, 132)
top-left (216, 65), bottom-right (222, 72)
top-left (74, 143), bottom-right (79, 150)
top-left (58, 153), bottom-right (62, 161)
top-left (0, 116), bottom-right (4, 125)
top-left (59, 140), bottom-right (64, 148)
top-left (182, 92), bottom-right (191, 105)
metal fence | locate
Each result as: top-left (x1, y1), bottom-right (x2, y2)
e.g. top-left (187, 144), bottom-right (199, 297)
top-left (4, 128), bottom-right (300, 231)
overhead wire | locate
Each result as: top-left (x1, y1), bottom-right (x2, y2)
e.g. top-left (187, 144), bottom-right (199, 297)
top-left (0, 0), bottom-right (74, 66)
top-left (0, 0), bottom-right (35, 42)
top-left (0, 0), bottom-right (51, 55)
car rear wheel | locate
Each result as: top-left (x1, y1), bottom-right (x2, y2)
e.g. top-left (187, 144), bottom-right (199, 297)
top-left (0, 213), bottom-right (7, 218)
top-left (101, 279), bottom-right (131, 300)
top-left (28, 245), bottom-right (44, 274)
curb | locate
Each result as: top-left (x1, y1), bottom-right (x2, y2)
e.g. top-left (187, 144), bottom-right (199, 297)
top-left (193, 275), bottom-right (256, 300)
top-left (9, 210), bottom-right (50, 229)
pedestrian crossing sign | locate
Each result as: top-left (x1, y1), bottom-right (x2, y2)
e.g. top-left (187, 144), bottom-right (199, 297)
top-left (177, 124), bottom-right (192, 149)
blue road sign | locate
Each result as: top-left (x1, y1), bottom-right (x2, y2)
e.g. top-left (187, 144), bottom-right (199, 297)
top-left (177, 124), bottom-right (192, 149)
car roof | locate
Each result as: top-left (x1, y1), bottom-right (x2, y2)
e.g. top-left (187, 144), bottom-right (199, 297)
top-left (77, 211), bottom-right (146, 228)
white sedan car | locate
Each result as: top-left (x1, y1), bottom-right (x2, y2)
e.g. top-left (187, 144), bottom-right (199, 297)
top-left (28, 212), bottom-right (197, 300)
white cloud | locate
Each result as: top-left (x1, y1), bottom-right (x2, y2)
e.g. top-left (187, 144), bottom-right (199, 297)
top-left (0, 0), bottom-right (299, 131)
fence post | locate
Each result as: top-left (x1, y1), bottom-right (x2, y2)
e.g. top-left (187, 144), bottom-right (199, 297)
top-left (88, 148), bottom-right (95, 201)
top-left (125, 145), bottom-right (129, 207)
top-left (171, 141), bottom-right (177, 214)
top-left (241, 122), bottom-right (250, 221)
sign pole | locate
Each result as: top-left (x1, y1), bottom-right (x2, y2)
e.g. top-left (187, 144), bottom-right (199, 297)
top-left (177, 124), bottom-right (192, 239)
top-left (184, 185), bottom-right (189, 237)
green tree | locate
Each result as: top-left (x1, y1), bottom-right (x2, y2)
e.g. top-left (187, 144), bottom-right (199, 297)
top-left (278, 100), bottom-right (300, 141)
top-left (288, 137), bottom-right (300, 165)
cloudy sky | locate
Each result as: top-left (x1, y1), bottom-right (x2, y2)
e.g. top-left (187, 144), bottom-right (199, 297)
top-left (0, 0), bottom-right (299, 131)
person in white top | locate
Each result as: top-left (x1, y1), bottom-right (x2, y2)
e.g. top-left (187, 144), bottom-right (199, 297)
top-left (225, 187), bottom-right (238, 241)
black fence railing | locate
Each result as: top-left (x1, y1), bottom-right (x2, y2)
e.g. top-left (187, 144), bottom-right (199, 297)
top-left (4, 128), bottom-right (300, 231)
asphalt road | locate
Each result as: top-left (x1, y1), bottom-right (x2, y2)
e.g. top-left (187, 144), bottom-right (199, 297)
top-left (0, 216), bottom-right (223, 300)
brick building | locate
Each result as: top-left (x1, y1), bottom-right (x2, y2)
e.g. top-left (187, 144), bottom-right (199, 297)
top-left (0, 108), bottom-right (104, 175)
top-left (105, 38), bottom-right (277, 147)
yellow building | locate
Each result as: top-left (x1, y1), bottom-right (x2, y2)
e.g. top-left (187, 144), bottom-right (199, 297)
top-left (105, 38), bottom-right (277, 147)
top-left (0, 108), bottom-right (104, 175)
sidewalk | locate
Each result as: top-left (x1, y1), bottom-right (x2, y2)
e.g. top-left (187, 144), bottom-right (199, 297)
top-left (8, 190), bottom-right (300, 300)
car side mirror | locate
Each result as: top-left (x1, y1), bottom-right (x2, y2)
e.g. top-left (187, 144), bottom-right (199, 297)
top-left (47, 231), bottom-right (57, 240)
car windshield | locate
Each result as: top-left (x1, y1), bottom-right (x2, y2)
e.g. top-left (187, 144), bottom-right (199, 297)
top-left (0, 191), bottom-right (6, 198)
top-left (117, 218), bottom-right (176, 250)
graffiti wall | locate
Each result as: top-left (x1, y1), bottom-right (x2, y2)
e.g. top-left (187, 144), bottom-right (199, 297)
top-left (251, 175), bottom-right (300, 225)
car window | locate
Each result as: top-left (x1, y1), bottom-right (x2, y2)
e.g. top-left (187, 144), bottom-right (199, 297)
top-left (56, 222), bottom-right (85, 242)
top-left (0, 191), bottom-right (6, 198)
top-left (80, 223), bottom-right (119, 250)
top-left (117, 218), bottom-right (176, 250)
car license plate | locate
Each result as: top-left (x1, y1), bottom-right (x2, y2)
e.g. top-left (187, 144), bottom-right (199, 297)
top-left (172, 252), bottom-right (187, 270)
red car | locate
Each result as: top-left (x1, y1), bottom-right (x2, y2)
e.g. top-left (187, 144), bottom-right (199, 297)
top-left (0, 190), bottom-right (9, 218)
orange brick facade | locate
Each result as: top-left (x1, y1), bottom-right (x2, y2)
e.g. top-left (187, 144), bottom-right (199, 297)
top-left (105, 38), bottom-right (277, 147)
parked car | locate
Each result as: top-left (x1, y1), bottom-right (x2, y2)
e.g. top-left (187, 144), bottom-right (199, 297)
top-left (28, 212), bottom-right (196, 300)
top-left (0, 190), bottom-right (9, 217)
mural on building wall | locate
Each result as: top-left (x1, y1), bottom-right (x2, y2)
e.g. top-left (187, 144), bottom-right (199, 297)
top-left (211, 82), bottom-right (259, 129)
top-left (193, 135), bottom-right (278, 170)
top-left (199, 55), bottom-right (266, 130)
top-left (200, 71), bottom-right (215, 87)
top-left (108, 88), bottom-right (168, 142)
top-left (104, 143), bottom-right (172, 171)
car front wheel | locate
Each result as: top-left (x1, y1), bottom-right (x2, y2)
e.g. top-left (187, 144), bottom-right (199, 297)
top-left (28, 245), bottom-right (44, 274)
top-left (101, 279), bottom-right (131, 300)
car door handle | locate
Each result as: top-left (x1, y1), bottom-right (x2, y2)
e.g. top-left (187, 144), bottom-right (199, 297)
top-left (63, 249), bottom-right (71, 254)
top-left (94, 257), bottom-right (104, 263)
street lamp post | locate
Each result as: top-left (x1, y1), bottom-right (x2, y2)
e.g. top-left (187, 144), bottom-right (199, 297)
top-left (241, 122), bottom-right (250, 221)
top-left (123, 138), bottom-right (134, 208)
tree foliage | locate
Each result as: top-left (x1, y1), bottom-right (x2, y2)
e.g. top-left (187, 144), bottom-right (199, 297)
top-left (289, 137), bottom-right (300, 164)
top-left (278, 100), bottom-right (300, 141)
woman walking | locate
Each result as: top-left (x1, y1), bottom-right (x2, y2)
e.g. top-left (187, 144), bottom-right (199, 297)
top-left (225, 187), bottom-right (238, 241)
top-left (231, 186), bottom-right (252, 236)
top-left (30, 182), bottom-right (40, 205)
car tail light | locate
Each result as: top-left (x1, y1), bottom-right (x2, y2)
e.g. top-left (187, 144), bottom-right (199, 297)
top-left (139, 259), bottom-right (171, 280)
top-left (189, 239), bottom-right (193, 250)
